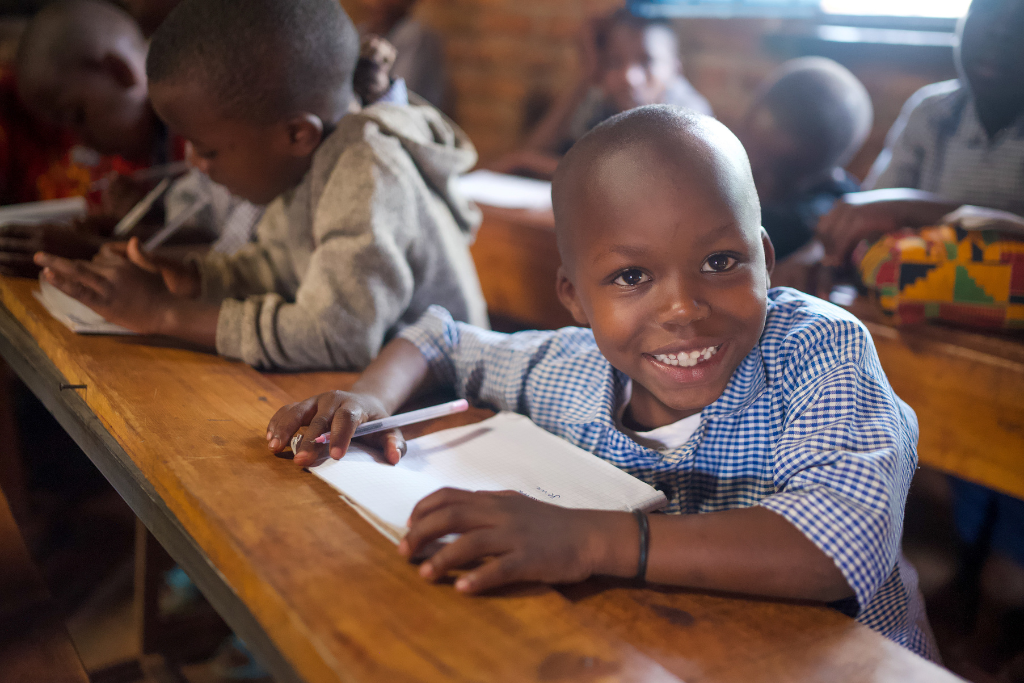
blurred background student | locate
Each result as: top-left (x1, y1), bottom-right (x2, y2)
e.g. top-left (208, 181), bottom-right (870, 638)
top-left (359, 0), bottom-right (447, 111)
top-left (491, 8), bottom-right (711, 179)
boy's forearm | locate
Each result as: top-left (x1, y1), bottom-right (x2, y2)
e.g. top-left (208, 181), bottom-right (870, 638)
top-left (592, 506), bottom-right (853, 603)
top-left (156, 299), bottom-right (221, 349)
top-left (350, 338), bottom-right (437, 414)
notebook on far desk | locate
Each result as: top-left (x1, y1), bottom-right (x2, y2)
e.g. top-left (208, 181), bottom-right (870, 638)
top-left (311, 411), bottom-right (667, 544)
top-left (0, 197), bottom-right (87, 227)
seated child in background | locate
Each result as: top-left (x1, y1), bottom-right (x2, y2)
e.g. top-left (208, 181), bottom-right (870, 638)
top-left (359, 0), bottom-right (447, 111)
top-left (738, 57), bottom-right (871, 262)
top-left (492, 8), bottom-right (711, 179)
top-left (267, 106), bottom-right (937, 659)
top-left (36, 0), bottom-right (488, 371)
top-left (817, 0), bottom-right (1024, 267)
top-left (3, 0), bottom-right (260, 274)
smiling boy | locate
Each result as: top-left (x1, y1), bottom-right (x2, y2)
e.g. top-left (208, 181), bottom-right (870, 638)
top-left (267, 106), bottom-right (935, 658)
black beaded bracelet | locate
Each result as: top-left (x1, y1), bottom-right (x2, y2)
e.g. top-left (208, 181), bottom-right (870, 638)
top-left (632, 509), bottom-right (649, 583)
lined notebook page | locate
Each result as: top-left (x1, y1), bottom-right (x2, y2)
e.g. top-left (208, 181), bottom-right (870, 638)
top-left (311, 412), bottom-right (667, 543)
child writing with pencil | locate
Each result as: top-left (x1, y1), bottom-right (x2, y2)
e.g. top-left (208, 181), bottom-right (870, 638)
top-left (267, 106), bottom-right (937, 659)
top-left (34, 0), bottom-right (487, 371)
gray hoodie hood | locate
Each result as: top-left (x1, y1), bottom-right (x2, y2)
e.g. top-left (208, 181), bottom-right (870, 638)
top-left (333, 96), bottom-right (482, 235)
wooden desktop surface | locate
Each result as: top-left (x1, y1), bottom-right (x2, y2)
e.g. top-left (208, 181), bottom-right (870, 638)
top-left (0, 275), bottom-right (957, 682)
top-left (471, 206), bottom-right (1024, 503)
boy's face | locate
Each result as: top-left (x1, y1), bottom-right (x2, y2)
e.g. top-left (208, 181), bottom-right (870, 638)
top-left (20, 62), bottom-right (155, 161)
top-left (557, 142), bottom-right (772, 429)
top-left (149, 80), bottom-right (318, 205)
top-left (958, 0), bottom-right (1024, 114)
top-left (601, 24), bottom-right (680, 113)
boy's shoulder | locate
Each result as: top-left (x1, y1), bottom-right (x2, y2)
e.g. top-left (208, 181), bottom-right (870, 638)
top-left (900, 79), bottom-right (967, 127)
top-left (760, 287), bottom-right (875, 380)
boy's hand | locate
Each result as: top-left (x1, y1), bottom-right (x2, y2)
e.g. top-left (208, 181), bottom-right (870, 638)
top-left (266, 391), bottom-right (406, 467)
top-left (34, 240), bottom-right (177, 334)
top-left (0, 223), bottom-right (104, 277)
top-left (117, 238), bottom-right (201, 298)
top-left (400, 489), bottom-right (631, 593)
top-left (817, 189), bottom-right (959, 267)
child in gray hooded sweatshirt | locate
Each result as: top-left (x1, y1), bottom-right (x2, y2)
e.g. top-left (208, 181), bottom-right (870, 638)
top-left (35, 0), bottom-right (488, 371)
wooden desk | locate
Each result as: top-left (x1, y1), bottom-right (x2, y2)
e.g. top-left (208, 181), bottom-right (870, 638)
top-left (471, 206), bottom-right (1024, 502)
top-left (0, 275), bottom-right (955, 682)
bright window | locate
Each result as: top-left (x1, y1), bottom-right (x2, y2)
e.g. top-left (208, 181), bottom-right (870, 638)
top-left (820, 0), bottom-right (971, 18)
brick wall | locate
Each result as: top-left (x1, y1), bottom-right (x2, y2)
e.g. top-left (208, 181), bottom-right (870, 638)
top-left (345, 1), bottom-right (959, 180)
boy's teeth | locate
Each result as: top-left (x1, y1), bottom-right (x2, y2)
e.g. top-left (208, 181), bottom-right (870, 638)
top-left (653, 346), bottom-right (718, 367)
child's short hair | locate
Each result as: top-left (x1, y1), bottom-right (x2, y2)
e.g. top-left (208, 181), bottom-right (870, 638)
top-left (146, 0), bottom-right (359, 123)
top-left (552, 105), bottom-right (757, 266)
top-left (17, 0), bottom-right (143, 78)
top-left (758, 57), bottom-right (872, 174)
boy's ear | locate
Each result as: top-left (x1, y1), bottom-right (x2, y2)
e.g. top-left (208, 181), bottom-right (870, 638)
top-left (760, 227), bottom-right (776, 282)
top-left (284, 114), bottom-right (325, 158)
top-left (556, 265), bottom-right (590, 327)
top-left (99, 53), bottom-right (138, 89)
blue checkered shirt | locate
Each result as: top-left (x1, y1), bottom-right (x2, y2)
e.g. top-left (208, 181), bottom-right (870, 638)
top-left (400, 288), bottom-right (937, 659)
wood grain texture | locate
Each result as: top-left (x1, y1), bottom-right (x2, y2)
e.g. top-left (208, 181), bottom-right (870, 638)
top-left (472, 206), bottom-right (1024, 503)
top-left (0, 275), bottom-right (958, 682)
top-left (0, 484), bottom-right (89, 683)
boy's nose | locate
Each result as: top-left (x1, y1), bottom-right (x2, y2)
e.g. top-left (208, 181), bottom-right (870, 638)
top-left (657, 281), bottom-right (710, 329)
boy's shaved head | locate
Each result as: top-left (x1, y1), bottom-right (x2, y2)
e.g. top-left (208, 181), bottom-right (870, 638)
top-left (147, 0), bottom-right (359, 123)
top-left (16, 0), bottom-right (156, 159)
top-left (758, 57), bottom-right (872, 174)
top-left (17, 0), bottom-right (145, 88)
top-left (553, 105), bottom-right (761, 272)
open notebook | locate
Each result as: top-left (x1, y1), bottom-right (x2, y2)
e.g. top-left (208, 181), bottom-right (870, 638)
top-left (310, 411), bottom-right (667, 543)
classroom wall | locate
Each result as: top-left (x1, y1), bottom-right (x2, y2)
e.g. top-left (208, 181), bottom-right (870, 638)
top-left (344, 0), bottom-right (959, 181)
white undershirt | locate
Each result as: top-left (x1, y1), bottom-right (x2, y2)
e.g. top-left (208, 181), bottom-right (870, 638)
top-left (615, 380), bottom-right (703, 452)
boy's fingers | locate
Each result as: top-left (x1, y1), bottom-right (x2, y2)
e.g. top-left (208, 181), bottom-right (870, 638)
top-left (266, 397), bottom-right (317, 452)
top-left (455, 554), bottom-right (525, 594)
top-left (418, 529), bottom-right (506, 581)
top-left (0, 237), bottom-right (36, 253)
top-left (38, 257), bottom-right (110, 299)
top-left (404, 493), bottom-right (487, 557)
top-left (42, 268), bottom-right (105, 306)
top-left (408, 487), bottom-right (477, 526)
top-left (383, 429), bottom-right (406, 464)
top-left (126, 237), bottom-right (159, 272)
top-left (0, 224), bottom-right (37, 239)
top-left (326, 405), bottom-right (364, 461)
top-left (0, 252), bottom-right (35, 266)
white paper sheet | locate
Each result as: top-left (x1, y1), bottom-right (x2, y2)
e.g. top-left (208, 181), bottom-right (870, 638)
top-left (311, 412), bottom-right (667, 543)
top-left (455, 170), bottom-right (552, 211)
top-left (0, 197), bottom-right (86, 226)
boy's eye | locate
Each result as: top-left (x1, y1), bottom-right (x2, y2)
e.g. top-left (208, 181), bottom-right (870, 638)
top-left (612, 269), bottom-right (651, 287)
top-left (701, 254), bottom-right (738, 273)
